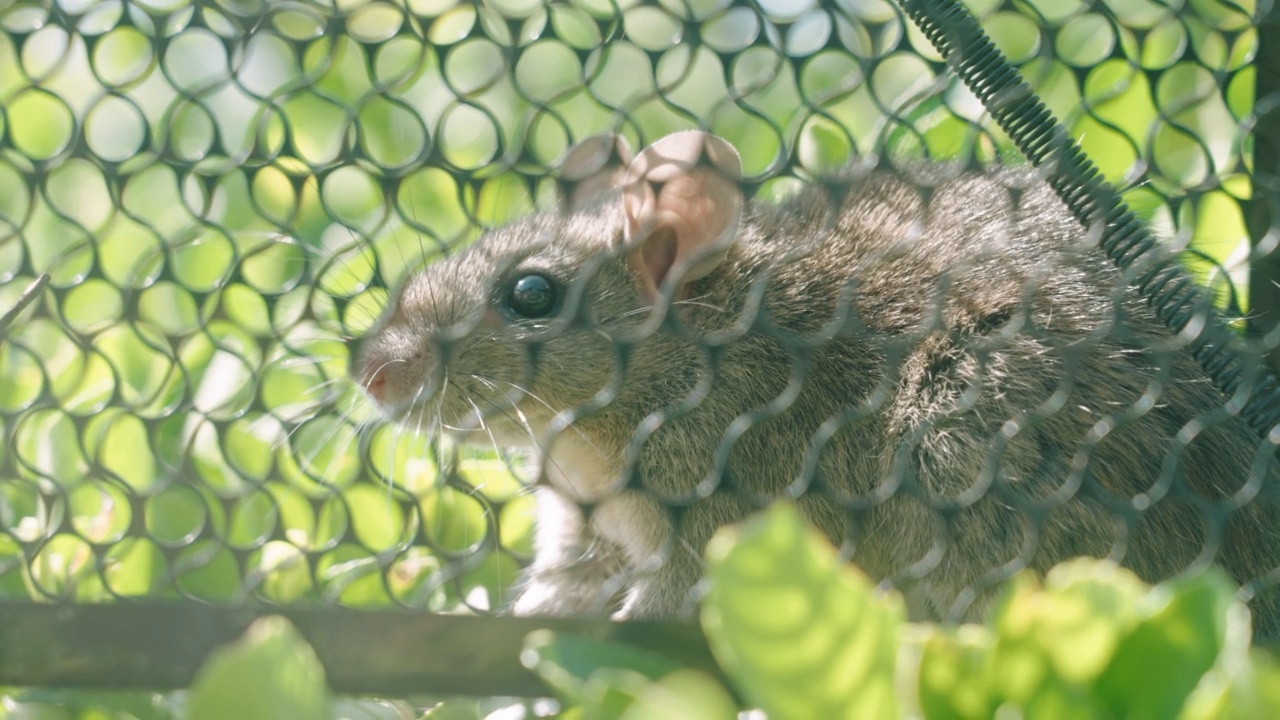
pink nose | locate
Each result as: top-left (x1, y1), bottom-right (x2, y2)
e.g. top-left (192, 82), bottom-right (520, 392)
top-left (364, 369), bottom-right (388, 405)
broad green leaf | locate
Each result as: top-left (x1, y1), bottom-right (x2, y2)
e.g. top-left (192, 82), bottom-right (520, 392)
top-left (985, 576), bottom-right (1069, 708)
top-left (584, 667), bottom-right (738, 720)
top-left (702, 501), bottom-right (904, 719)
top-left (521, 630), bottom-right (687, 708)
top-left (1180, 646), bottom-right (1280, 719)
top-left (923, 560), bottom-right (1216, 719)
top-left (1095, 568), bottom-right (1234, 720)
top-left (1180, 598), bottom-right (1280, 719)
top-left (917, 625), bottom-right (997, 720)
top-left (1030, 559), bottom-right (1148, 684)
top-left (186, 616), bottom-right (329, 720)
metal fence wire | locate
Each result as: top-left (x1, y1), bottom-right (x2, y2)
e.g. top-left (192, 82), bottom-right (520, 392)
top-left (2, 0), bottom-right (1280, 694)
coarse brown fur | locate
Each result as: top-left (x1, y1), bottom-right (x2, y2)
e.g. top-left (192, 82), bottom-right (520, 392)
top-left (353, 133), bottom-right (1280, 636)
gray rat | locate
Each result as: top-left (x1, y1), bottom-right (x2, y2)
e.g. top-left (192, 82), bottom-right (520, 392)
top-left (352, 131), bottom-right (1280, 636)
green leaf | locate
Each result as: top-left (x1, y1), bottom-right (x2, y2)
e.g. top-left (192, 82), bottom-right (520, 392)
top-left (975, 574), bottom-right (1105, 716)
top-left (917, 625), bottom-right (997, 720)
top-left (1180, 595), bottom-right (1280, 720)
top-left (418, 698), bottom-right (487, 719)
top-left (520, 630), bottom-right (686, 707)
top-left (521, 632), bottom-right (736, 719)
top-left (701, 501), bottom-right (904, 719)
top-left (1180, 646), bottom-right (1280, 719)
top-left (584, 668), bottom-right (738, 720)
top-left (1095, 568), bottom-right (1234, 720)
top-left (1025, 559), bottom-right (1148, 685)
top-left (921, 560), bottom-right (1227, 719)
top-left (186, 616), bottom-right (329, 720)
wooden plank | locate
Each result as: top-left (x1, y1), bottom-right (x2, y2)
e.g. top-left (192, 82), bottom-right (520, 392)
top-left (0, 601), bottom-right (718, 697)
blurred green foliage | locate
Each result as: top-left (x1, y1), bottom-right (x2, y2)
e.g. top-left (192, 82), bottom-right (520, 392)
top-left (6, 505), bottom-right (1271, 718)
top-left (527, 503), bottom-right (1280, 720)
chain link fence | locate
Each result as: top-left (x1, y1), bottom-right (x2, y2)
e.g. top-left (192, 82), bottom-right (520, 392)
top-left (1, 0), bottom-right (1276, 695)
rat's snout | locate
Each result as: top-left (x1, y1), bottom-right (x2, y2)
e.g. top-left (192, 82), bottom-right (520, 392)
top-left (362, 364), bottom-right (390, 405)
top-left (356, 351), bottom-right (426, 411)
top-left (351, 333), bottom-right (434, 414)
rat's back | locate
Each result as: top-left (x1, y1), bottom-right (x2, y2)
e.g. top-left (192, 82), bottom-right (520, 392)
top-left (721, 165), bottom-right (1280, 634)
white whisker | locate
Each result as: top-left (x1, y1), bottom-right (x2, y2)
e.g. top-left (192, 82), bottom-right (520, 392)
top-left (301, 376), bottom-right (346, 398)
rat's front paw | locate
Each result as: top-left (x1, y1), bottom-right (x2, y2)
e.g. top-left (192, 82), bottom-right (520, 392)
top-left (510, 562), bottom-right (627, 618)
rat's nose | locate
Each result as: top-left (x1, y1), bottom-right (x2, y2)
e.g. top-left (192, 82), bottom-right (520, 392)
top-left (364, 367), bottom-right (388, 405)
top-left (355, 352), bottom-right (426, 411)
top-left (352, 333), bottom-right (435, 412)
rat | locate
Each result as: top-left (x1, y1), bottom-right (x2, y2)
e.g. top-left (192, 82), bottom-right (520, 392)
top-left (351, 130), bottom-right (1280, 636)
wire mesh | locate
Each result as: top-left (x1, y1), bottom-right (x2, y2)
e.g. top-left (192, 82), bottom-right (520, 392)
top-left (1, 0), bottom-right (1278, 680)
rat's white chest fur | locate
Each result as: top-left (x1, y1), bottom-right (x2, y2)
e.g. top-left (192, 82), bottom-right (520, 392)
top-left (513, 431), bottom-right (673, 619)
top-left (541, 431), bottom-right (624, 502)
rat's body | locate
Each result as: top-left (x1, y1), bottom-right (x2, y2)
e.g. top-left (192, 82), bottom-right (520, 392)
top-left (354, 133), bottom-right (1280, 635)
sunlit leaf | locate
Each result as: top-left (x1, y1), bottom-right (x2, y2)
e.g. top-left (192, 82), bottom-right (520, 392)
top-left (1095, 569), bottom-right (1234, 719)
top-left (187, 616), bottom-right (329, 720)
top-left (702, 501), bottom-right (903, 719)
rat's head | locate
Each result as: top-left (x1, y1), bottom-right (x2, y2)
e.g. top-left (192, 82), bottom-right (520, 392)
top-left (350, 131), bottom-right (743, 443)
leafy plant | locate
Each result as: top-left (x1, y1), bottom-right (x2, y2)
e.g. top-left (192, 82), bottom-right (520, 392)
top-left (185, 616), bottom-right (330, 720)
top-left (5, 504), bottom-right (1278, 719)
top-left (523, 502), bottom-right (1280, 719)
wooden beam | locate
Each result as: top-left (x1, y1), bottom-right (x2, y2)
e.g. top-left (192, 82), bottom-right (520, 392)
top-left (0, 601), bottom-right (718, 697)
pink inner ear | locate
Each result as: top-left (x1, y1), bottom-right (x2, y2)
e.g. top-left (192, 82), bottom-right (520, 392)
top-left (640, 227), bottom-right (678, 291)
top-left (622, 132), bottom-right (744, 302)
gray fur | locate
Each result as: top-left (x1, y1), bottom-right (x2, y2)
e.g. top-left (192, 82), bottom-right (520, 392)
top-left (353, 143), bottom-right (1280, 636)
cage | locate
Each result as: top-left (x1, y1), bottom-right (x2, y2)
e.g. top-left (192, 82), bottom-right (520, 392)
top-left (1, 0), bottom-right (1278, 703)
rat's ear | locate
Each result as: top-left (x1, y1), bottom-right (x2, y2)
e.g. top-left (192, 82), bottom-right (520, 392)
top-left (622, 131), bottom-right (743, 303)
top-left (558, 133), bottom-right (634, 211)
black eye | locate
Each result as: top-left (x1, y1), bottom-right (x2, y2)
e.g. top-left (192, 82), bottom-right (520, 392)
top-left (504, 273), bottom-right (559, 318)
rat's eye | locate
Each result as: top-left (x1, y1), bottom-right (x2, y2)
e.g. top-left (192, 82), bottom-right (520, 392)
top-left (504, 273), bottom-right (560, 319)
